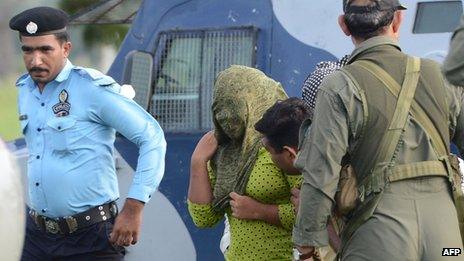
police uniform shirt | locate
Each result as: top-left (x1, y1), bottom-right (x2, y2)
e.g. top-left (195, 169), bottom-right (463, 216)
top-left (17, 60), bottom-right (166, 218)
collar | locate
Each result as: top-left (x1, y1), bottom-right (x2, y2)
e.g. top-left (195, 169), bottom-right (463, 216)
top-left (348, 36), bottom-right (402, 63)
top-left (25, 59), bottom-right (73, 94)
top-left (54, 59), bottom-right (74, 83)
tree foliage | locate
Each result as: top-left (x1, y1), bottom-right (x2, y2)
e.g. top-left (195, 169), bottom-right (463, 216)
top-left (59, 0), bottom-right (129, 47)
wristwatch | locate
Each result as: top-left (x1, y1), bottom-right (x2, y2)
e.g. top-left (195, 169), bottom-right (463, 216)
top-left (292, 247), bottom-right (313, 260)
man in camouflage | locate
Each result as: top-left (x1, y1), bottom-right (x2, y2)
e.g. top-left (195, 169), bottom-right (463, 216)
top-left (293, 0), bottom-right (464, 260)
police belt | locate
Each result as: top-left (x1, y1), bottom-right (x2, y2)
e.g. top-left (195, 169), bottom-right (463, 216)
top-left (29, 201), bottom-right (118, 235)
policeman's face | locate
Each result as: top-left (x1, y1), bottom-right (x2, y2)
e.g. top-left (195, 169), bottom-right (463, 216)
top-left (20, 34), bottom-right (71, 85)
top-left (262, 137), bottom-right (300, 175)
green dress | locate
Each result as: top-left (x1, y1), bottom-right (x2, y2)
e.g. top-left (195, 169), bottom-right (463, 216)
top-left (188, 148), bottom-right (302, 261)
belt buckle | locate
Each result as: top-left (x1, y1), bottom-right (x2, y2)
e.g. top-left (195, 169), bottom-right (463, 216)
top-left (45, 219), bottom-right (60, 234)
top-left (65, 216), bottom-right (78, 234)
top-left (109, 202), bottom-right (118, 216)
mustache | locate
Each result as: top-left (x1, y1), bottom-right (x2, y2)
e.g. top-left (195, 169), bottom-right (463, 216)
top-left (29, 67), bottom-right (49, 73)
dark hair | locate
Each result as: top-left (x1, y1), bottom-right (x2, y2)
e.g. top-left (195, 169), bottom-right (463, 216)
top-left (54, 31), bottom-right (70, 44)
top-left (19, 31), bottom-right (70, 44)
top-left (255, 97), bottom-right (311, 152)
top-left (344, 3), bottom-right (395, 39)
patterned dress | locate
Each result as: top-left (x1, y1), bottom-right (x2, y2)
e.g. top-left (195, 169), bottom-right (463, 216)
top-left (188, 148), bottom-right (301, 261)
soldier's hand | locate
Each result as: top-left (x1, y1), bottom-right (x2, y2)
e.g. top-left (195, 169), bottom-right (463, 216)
top-left (191, 131), bottom-right (218, 163)
top-left (229, 192), bottom-right (264, 220)
top-left (110, 198), bottom-right (144, 247)
top-left (297, 246), bottom-right (316, 261)
top-left (290, 188), bottom-right (300, 214)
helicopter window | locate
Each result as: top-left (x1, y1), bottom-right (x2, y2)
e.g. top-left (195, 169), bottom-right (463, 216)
top-left (413, 1), bottom-right (462, 34)
top-left (150, 27), bottom-right (257, 132)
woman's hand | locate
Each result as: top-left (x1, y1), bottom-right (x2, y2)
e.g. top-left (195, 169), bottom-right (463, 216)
top-left (192, 131), bottom-right (218, 163)
top-left (229, 192), bottom-right (264, 220)
top-left (229, 192), bottom-right (281, 226)
top-left (188, 131), bottom-right (218, 204)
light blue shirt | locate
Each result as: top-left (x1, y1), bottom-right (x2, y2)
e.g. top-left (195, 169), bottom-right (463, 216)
top-left (16, 60), bottom-right (166, 218)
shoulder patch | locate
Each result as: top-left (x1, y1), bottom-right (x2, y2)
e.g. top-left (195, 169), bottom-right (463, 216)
top-left (15, 73), bottom-right (30, 87)
top-left (94, 75), bottom-right (117, 87)
top-left (73, 66), bottom-right (117, 87)
top-left (73, 66), bottom-right (104, 80)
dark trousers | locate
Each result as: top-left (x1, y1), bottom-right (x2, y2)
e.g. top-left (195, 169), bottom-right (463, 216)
top-left (21, 213), bottom-right (125, 261)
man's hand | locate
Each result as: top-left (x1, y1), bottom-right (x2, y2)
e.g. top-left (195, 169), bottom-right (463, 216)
top-left (296, 246), bottom-right (315, 261)
top-left (328, 219), bottom-right (341, 253)
top-left (229, 192), bottom-right (266, 220)
top-left (110, 198), bottom-right (144, 247)
top-left (291, 188), bottom-right (300, 214)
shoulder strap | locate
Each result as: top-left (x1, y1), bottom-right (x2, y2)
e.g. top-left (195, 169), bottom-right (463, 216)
top-left (355, 59), bottom-right (448, 157)
top-left (352, 57), bottom-right (421, 195)
top-left (376, 57), bottom-right (420, 162)
top-left (374, 57), bottom-right (421, 162)
top-left (355, 58), bottom-right (453, 195)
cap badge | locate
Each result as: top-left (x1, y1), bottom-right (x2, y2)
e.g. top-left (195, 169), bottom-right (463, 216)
top-left (26, 21), bottom-right (38, 34)
top-left (59, 89), bottom-right (68, 103)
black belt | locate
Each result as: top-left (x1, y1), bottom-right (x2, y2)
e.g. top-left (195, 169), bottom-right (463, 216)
top-left (29, 201), bottom-right (118, 235)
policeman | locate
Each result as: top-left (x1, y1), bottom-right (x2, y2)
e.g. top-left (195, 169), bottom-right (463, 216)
top-left (9, 6), bottom-right (166, 260)
top-left (292, 0), bottom-right (464, 260)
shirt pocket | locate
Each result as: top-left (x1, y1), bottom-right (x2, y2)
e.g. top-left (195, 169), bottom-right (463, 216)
top-left (46, 116), bottom-right (78, 151)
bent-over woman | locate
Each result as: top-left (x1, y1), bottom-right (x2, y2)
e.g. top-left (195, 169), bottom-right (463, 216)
top-left (187, 65), bottom-right (301, 260)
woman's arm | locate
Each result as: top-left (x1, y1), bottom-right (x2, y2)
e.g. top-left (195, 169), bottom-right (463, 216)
top-left (188, 131), bottom-right (217, 204)
top-left (187, 131), bottom-right (224, 228)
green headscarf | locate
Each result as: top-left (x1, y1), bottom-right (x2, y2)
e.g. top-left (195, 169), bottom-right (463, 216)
top-left (211, 65), bottom-right (288, 211)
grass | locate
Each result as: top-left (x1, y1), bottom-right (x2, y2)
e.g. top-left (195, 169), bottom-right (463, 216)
top-left (0, 83), bottom-right (21, 142)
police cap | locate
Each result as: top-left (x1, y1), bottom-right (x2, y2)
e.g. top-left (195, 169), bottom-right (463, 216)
top-left (343, 0), bottom-right (407, 13)
top-left (9, 7), bottom-right (69, 36)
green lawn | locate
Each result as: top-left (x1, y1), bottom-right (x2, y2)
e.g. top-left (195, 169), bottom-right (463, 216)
top-left (0, 85), bottom-right (21, 141)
